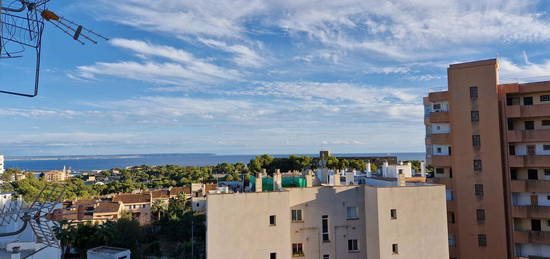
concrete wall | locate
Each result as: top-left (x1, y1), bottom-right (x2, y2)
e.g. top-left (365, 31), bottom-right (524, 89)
top-left (206, 191), bottom-right (291, 259)
top-left (366, 185), bottom-right (449, 259)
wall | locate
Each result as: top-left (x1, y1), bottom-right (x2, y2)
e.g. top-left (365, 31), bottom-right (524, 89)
top-left (366, 185), bottom-right (449, 259)
top-left (206, 191), bottom-right (292, 259)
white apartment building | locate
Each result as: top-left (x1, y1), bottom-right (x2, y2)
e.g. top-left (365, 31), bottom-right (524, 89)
top-left (206, 182), bottom-right (448, 259)
top-left (0, 155), bottom-right (4, 176)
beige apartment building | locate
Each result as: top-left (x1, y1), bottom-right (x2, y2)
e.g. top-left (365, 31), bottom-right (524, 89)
top-left (207, 183), bottom-right (448, 259)
top-left (425, 58), bottom-right (550, 259)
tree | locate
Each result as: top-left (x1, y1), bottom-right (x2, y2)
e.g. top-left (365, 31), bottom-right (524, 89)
top-left (370, 163), bottom-right (378, 173)
top-left (152, 200), bottom-right (168, 220)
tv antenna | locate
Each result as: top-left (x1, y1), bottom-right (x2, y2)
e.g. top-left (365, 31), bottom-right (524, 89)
top-left (0, 184), bottom-right (66, 258)
top-left (0, 0), bottom-right (108, 97)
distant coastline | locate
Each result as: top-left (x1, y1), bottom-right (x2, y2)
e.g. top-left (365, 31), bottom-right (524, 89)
top-left (5, 152), bottom-right (426, 171)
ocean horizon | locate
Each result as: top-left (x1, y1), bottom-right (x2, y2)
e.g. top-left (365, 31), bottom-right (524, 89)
top-left (4, 152), bottom-right (426, 171)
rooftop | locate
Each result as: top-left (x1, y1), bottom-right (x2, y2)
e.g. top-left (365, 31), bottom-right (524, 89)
top-left (112, 193), bottom-right (151, 204)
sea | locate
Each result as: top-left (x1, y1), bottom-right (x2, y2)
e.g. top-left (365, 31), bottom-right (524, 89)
top-left (4, 152), bottom-right (426, 171)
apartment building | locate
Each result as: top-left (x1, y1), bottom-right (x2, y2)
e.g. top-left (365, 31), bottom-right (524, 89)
top-left (43, 170), bottom-right (68, 182)
top-left (425, 58), bottom-right (550, 259)
top-left (206, 182), bottom-right (448, 259)
top-left (112, 193), bottom-right (152, 225)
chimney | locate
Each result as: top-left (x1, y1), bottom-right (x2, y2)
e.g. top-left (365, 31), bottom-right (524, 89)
top-left (345, 171), bottom-right (355, 185)
top-left (398, 172), bottom-right (406, 187)
top-left (255, 172), bottom-right (263, 192)
top-left (420, 161), bottom-right (426, 177)
top-left (274, 169), bottom-right (282, 191)
top-left (334, 170), bottom-right (341, 185)
top-left (305, 170), bottom-right (313, 187)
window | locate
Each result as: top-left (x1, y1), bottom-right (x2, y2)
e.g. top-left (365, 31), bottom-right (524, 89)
top-left (528, 145), bottom-right (536, 155)
top-left (471, 111), bottom-right (479, 122)
top-left (478, 234), bottom-right (487, 247)
top-left (541, 120), bottom-right (550, 126)
top-left (475, 184), bottom-right (484, 198)
top-left (323, 255), bottom-right (329, 259)
top-left (398, 169), bottom-right (403, 175)
top-left (392, 244), bottom-right (399, 254)
top-left (474, 160), bottom-right (482, 171)
top-left (476, 209), bottom-right (485, 223)
top-left (544, 145), bottom-right (550, 151)
top-left (470, 86), bottom-right (478, 98)
top-left (545, 169), bottom-right (550, 176)
top-left (436, 125), bottom-right (441, 130)
top-left (524, 96), bottom-right (534, 105)
top-left (525, 121), bottom-right (535, 130)
top-left (270, 253), bottom-right (277, 259)
top-left (437, 147), bottom-right (442, 153)
top-left (507, 97), bottom-right (514, 106)
top-left (347, 207), bottom-right (358, 219)
top-left (322, 215), bottom-right (329, 242)
top-left (547, 220), bottom-right (550, 227)
top-left (269, 215), bottom-right (276, 226)
top-left (472, 135), bottom-right (481, 148)
top-left (547, 195), bottom-right (550, 200)
top-left (449, 234), bottom-right (456, 247)
top-left (390, 209), bottom-right (397, 220)
top-left (348, 239), bottom-right (359, 252)
top-left (292, 243), bottom-right (304, 256)
top-left (509, 145), bottom-right (516, 156)
top-left (142, 204), bottom-right (147, 208)
top-left (541, 95), bottom-right (550, 102)
top-left (433, 103), bottom-right (442, 110)
top-left (508, 119), bottom-right (514, 130)
top-left (291, 210), bottom-right (303, 222)
top-left (511, 169), bottom-right (518, 180)
top-left (436, 168), bottom-right (444, 174)
top-left (449, 212), bottom-right (455, 224)
top-left (449, 168), bottom-right (453, 178)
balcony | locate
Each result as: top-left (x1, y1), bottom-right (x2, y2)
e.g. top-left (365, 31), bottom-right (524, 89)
top-left (508, 129), bottom-right (550, 143)
top-left (429, 133), bottom-right (451, 145)
top-left (509, 156), bottom-right (550, 167)
top-left (506, 103), bottom-right (550, 118)
top-left (427, 177), bottom-right (453, 188)
top-left (512, 205), bottom-right (550, 219)
top-left (430, 156), bottom-right (451, 167)
top-left (514, 231), bottom-right (550, 245)
top-left (429, 112), bottom-right (450, 123)
top-left (428, 91), bottom-right (449, 103)
top-left (511, 180), bottom-right (550, 193)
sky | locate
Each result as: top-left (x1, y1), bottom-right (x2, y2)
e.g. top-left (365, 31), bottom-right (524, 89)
top-left (1, 0), bottom-right (550, 156)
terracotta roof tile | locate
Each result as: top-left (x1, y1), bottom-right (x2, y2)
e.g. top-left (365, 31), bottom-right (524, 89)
top-left (112, 193), bottom-right (151, 204)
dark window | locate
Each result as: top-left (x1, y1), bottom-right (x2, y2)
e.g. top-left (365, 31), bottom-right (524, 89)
top-left (547, 220), bottom-right (550, 227)
top-left (476, 209), bottom-right (485, 223)
top-left (436, 168), bottom-right (444, 174)
top-left (322, 215), bottom-right (329, 241)
top-left (390, 209), bottom-right (397, 220)
top-left (524, 96), bottom-right (534, 105)
top-left (474, 160), bottom-right (482, 171)
top-left (292, 243), bottom-right (303, 256)
top-left (547, 196), bottom-right (550, 200)
top-left (433, 103), bottom-right (442, 110)
top-left (348, 239), bottom-right (359, 251)
top-left (449, 168), bottom-right (453, 178)
top-left (270, 253), bottom-right (276, 259)
top-left (472, 135), bottom-right (481, 148)
top-left (448, 146), bottom-right (452, 155)
top-left (544, 145), bottom-right (550, 151)
top-left (541, 95), bottom-right (550, 102)
top-left (508, 119), bottom-right (514, 130)
top-left (470, 87), bottom-right (478, 98)
top-left (475, 184), bottom-right (484, 198)
top-left (291, 210), bottom-right (302, 222)
top-left (511, 169), bottom-right (518, 180)
top-left (509, 145), bottom-right (516, 156)
top-left (528, 169), bottom-right (539, 180)
top-left (449, 212), bottom-right (455, 224)
top-left (528, 145), bottom-right (536, 155)
top-left (543, 120), bottom-right (550, 126)
top-left (525, 121), bottom-right (535, 130)
top-left (478, 234), bottom-right (487, 247)
top-left (471, 111), bottom-right (480, 122)
top-left (532, 219), bottom-right (542, 231)
top-left (392, 244), bottom-right (399, 254)
top-left (507, 97), bottom-right (514, 106)
top-left (545, 169), bottom-right (550, 176)
top-left (323, 255), bottom-right (329, 259)
top-left (269, 215), bottom-right (276, 226)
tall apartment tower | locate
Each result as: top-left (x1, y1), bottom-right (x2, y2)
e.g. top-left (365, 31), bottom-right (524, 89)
top-left (0, 155), bottom-right (4, 175)
top-left (425, 59), bottom-right (550, 259)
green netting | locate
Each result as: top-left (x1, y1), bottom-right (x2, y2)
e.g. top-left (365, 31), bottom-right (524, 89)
top-left (249, 176), bottom-right (274, 191)
top-left (282, 177), bottom-right (306, 187)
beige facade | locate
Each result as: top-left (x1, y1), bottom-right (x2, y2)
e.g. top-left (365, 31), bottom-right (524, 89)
top-left (425, 59), bottom-right (550, 259)
top-left (207, 184), bottom-right (448, 259)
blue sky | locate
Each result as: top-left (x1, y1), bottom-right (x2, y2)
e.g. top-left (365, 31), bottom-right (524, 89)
top-left (1, 0), bottom-right (550, 156)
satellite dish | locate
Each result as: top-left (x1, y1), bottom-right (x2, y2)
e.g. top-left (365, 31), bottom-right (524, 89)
top-left (0, 184), bottom-right (65, 258)
top-left (1, 0), bottom-right (108, 97)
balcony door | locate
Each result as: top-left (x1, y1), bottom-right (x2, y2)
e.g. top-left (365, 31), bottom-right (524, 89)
top-left (532, 219), bottom-right (541, 231)
top-left (531, 195), bottom-right (539, 206)
top-left (527, 145), bottom-right (536, 156)
top-left (528, 169), bottom-right (539, 180)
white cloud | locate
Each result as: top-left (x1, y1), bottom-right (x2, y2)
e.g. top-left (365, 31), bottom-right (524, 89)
top-left (198, 38), bottom-right (265, 67)
top-left (500, 58), bottom-right (550, 82)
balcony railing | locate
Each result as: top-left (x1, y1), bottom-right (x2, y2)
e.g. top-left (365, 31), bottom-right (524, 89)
top-left (511, 180), bottom-right (550, 193)
top-left (514, 231), bottom-right (550, 245)
top-left (512, 205), bottom-right (550, 219)
top-left (429, 112), bottom-right (450, 123)
top-left (508, 129), bottom-right (550, 143)
top-left (430, 156), bottom-right (451, 167)
top-left (506, 103), bottom-right (550, 118)
top-left (509, 155), bottom-right (550, 167)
